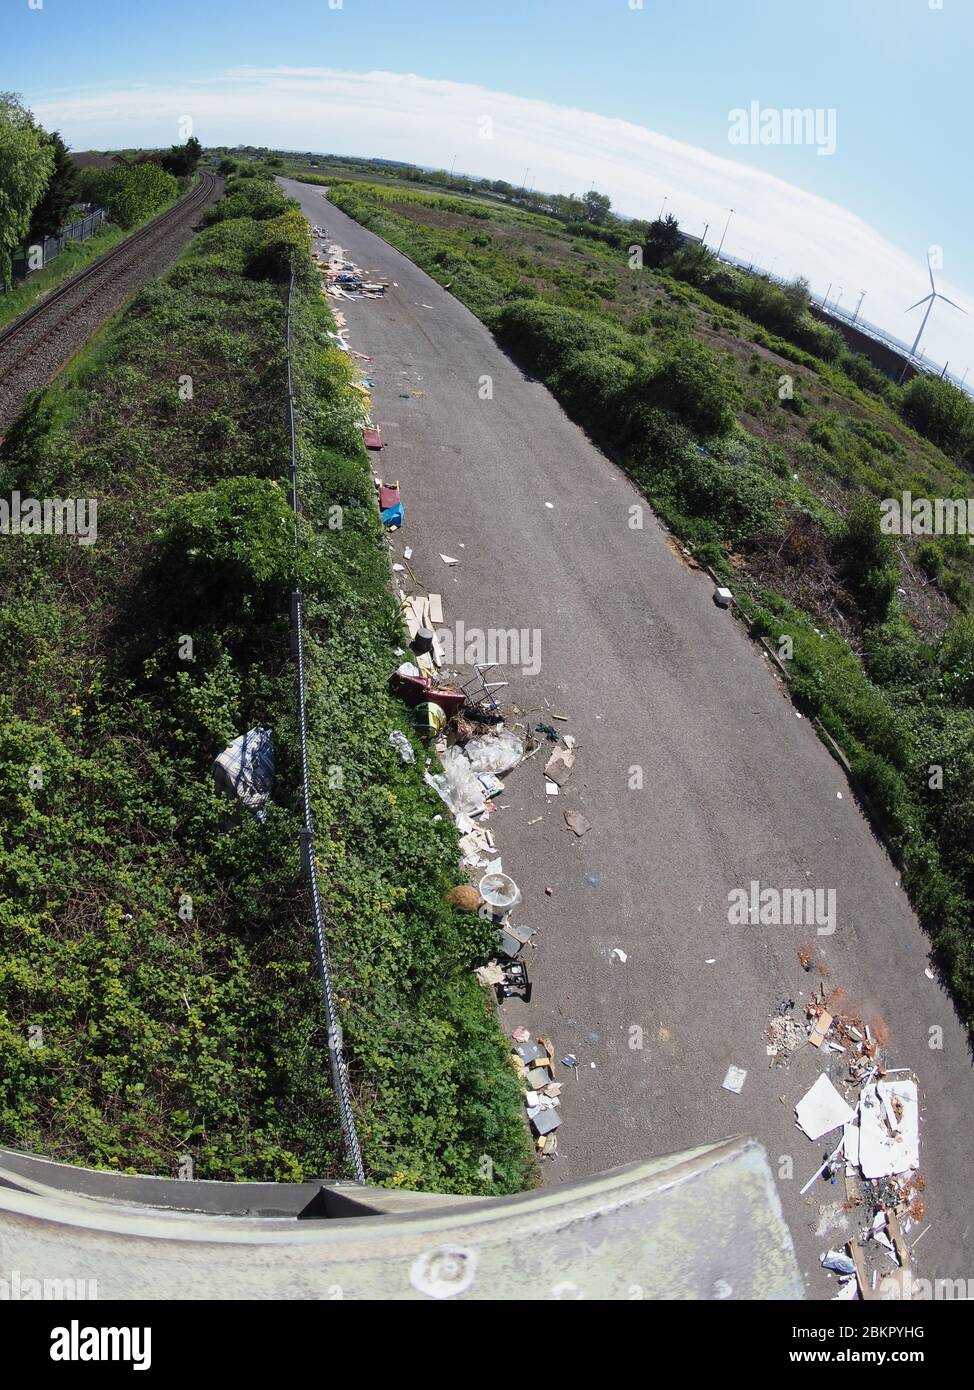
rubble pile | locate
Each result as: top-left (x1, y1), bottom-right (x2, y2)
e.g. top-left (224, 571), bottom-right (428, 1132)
top-left (782, 987), bottom-right (926, 1301)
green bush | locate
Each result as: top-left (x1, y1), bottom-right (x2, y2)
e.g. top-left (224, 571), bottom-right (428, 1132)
top-left (493, 298), bottom-right (638, 376)
top-left (95, 162), bottom-right (179, 229)
top-left (205, 172), bottom-right (292, 226)
top-left (917, 540), bottom-right (944, 581)
top-left (637, 337), bottom-right (739, 436)
top-left (901, 374), bottom-right (974, 462)
top-left (839, 496), bottom-right (899, 623)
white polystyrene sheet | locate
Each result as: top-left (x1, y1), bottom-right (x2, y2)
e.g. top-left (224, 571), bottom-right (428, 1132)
top-left (858, 1079), bottom-right (919, 1179)
top-left (795, 1074), bottom-right (855, 1141)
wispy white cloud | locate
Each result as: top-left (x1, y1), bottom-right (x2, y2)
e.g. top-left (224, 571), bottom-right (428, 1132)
top-left (29, 66), bottom-right (972, 375)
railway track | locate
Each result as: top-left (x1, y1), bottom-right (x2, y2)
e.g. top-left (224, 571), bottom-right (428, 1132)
top-left (0, 171), bottom-right (222, 435)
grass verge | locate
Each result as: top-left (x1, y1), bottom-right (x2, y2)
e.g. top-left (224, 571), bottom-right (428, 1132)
top-left (0, 171), bottom-right (531, 1192)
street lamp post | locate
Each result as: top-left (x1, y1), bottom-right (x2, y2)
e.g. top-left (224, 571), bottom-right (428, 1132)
top-left (716, 208), bottom-right (734, 259)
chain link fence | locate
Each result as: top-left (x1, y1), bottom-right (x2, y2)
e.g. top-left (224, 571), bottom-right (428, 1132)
top-left (285, 270), bottom-right (366, 1184)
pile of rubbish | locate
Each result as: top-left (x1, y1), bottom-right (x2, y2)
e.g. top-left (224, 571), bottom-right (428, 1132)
top-left (315, 244), bottom-right (388, 301)
top-left (311, 234), bottom-right (387, 458)
top-left (773, 988), bottom-right (926, 1301)
top-left (510, 1031), bottom-right (562, 1154)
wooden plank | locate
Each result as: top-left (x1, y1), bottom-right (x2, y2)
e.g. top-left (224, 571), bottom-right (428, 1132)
top-left (886, 1211), bottom-right (912, 1273)
top-left (847, 1240), bottom-right (873, 1301)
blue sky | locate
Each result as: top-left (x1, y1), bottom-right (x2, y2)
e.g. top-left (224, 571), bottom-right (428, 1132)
top-left (7, 0), bottom-right (972, 370)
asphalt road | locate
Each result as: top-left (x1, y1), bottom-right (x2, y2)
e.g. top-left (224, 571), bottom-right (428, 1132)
top-left (283, 179), bottom-right (974, 1298)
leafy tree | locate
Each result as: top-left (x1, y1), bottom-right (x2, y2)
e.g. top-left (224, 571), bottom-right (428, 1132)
top-left (161, 136), bottom-right (203, 178)
top-left (0, 92), bottom-right (55, 286)
top-left (28, 130), bottom-right (78, 242)
top-left (96, 162), bottom-right (179, 228)
top-left (74, 164), bottom-right (107, 207)
top-left (669, 240), bottom-right (718, 285)
top-left (781, 274), bottom-right (811, 321)
top-left (583, 188), bottom-right (612, 225)
top-left (643, 213), bottom-right (682, 267)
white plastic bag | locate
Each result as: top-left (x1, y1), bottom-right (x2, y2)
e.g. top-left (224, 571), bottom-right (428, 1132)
top-left (212, 728), bottom-right (275, 822)
top-left (463, 732), bottom-right (524, 776)
top-left (424, 745), bottom-right (487, 819)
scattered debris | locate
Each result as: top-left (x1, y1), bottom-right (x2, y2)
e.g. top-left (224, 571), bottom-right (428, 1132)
top-left (808, 1009), bottom-right (834, 1049)
top-left (377, 480), bottom-right (402, 528)
top-left (388, 729), bottom-right (415, 763)
top-left (474, 961), bottom-right (505, 988)
top-left (856, 1078), bottom-right (919, 1179)
top-left (544, 742), bottom-right (576, 787)
top-left (722, 1065), bottom-right (747, 1094)
top-left (713, 585), bottom-right (734, 608)
top-left (479, 870), bottom-right (521, 913)
top-left (564, 810), bottom-right (591, 836)
top-left (821, 1247), bottom-right (856, 1278)
top-left (766, 1007), bottom-right (807, 1062)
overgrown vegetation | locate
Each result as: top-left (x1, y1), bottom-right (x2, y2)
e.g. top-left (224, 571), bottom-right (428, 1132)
top-left (327, 177), bottom-right (974, 1030)
top-left (0, 169), bottom-right (530, 1193)
top-left (88, 162), bottom-right (179, 230)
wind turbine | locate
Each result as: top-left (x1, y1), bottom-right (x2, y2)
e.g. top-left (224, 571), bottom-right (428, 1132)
top-left (900, 256), bottom-right (966, 381)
